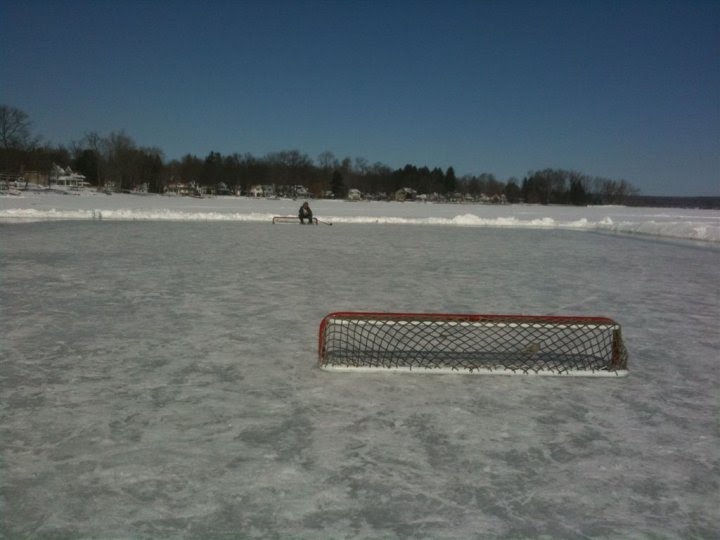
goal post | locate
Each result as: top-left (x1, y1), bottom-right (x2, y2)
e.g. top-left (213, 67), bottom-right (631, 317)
top-left (318, 312), bottom-right (628, 376)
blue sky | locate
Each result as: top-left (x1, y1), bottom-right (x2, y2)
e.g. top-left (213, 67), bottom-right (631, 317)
top-left (1, 0), bottom-right (718, 196)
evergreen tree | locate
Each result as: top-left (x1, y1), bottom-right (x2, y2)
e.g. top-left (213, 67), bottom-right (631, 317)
top-left (73, 148), bottom-right (100, 185)
top-left (568, 178), bottom-right (587, 205)
top-left (444, 166), bottom-right (457, 194)
top-left (504, 179), bottom-right (521, 203)
top-left (331, 170), bottom-right (344, 198)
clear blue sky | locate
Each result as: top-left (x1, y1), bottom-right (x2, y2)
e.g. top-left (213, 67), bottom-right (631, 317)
top-left (1, 0), bottom-right (718, 196)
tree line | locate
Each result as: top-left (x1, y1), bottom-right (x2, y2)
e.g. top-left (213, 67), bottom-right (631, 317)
top-left (1, 104), bottom-right (637, 204)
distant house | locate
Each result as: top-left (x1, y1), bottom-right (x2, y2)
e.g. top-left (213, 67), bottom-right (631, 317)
top-left (50, 164), bottom-right (90, 190)
top-left (395, 187), bottom-right (417, 201)
top-left (249, 184), bottom-right (276, 198)
top-left (165, 181), bottom-right (201, 197)
top-left (347, 188), bottom-right (362, 201)
top-left (216, 182), bottom-right (231, 196)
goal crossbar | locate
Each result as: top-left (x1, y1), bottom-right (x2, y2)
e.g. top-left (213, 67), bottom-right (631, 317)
top-left (318, 312), bottom-right (628, 376)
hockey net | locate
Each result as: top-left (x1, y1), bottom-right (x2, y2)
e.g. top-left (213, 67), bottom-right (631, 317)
top-left (318, 312), bottom-right (628, 376)
top-left (272, 215), bottom-right (317, 225)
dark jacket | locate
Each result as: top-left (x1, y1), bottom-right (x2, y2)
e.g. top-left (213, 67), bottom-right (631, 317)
top-left (299, 205), bottom-right (313, 219)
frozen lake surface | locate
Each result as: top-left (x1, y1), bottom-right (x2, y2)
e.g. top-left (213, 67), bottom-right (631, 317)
top-left (2, 195), bottom-right (719, 538)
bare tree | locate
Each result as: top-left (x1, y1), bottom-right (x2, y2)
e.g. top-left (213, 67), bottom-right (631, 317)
top-left (317, 151), bottom-right (337, 171)
top-left (0, 105), bottom-right (40, 150)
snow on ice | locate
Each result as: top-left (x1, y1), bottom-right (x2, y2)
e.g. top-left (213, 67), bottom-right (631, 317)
top-left (1, 192), bottom-right (718, 538)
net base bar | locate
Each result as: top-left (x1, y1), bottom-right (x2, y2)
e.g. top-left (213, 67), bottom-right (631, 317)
top-left (321, 365), bottom-right (629, 377)
top-left (318, 312), bottom-right (629, 377)
top-left (272, 215), bottom-right (318, 225)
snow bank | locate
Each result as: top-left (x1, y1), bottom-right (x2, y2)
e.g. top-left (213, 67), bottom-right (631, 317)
top-left (1, 193), bottom-right (718, 243)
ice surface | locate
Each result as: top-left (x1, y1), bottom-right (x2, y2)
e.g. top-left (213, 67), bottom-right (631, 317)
top-left (1, 194), bottom-right (719, 538)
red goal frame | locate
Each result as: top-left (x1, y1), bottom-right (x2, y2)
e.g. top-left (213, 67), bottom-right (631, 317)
top-left (318, 311), bottom-right (628, 376)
